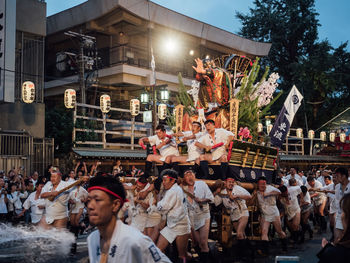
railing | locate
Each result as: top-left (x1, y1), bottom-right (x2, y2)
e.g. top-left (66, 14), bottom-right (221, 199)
top-left (0, 131), bottom-right (54, 176)
top-left (280, 128), bottom-right (304, 155)
top-left (73, 103), bottom-right (152, 150)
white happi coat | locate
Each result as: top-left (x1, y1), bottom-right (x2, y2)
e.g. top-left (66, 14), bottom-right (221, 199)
top-left (257, 185), bottom-right (281, 222)
top-left (88, 220), bottom-right (171, 263)
top-left (184, 180), bottom-right (214, 230)
top-left (69, 186), bottom-right (88, 214)
top-left (306, 180), bottom-right (327, 206)
top-left (335, 182), bottom-right (350, 230)
top-left (197, 128), bottom-right (234, 161)
top-left (22, 191), bottom-right (45, 224)
top-left (148, 135), bottom-right (179, 161)
top-left (41, 180), bottom-right (75, 224)
top-left (182, 131), bottom-right (204, 161)
top-left (280, 186), bottom-right (302, 220)
top-left (214, 185), bottom-right (250, 221)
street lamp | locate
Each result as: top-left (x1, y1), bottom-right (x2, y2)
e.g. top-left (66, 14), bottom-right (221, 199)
top-left (160, 87), bottom-right (169, 101)
top-left (140, 90), bottom-right (150, 104)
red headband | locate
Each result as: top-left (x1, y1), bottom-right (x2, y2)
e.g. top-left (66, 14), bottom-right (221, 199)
top-left (225, 178), bottom-right (235, 181)
top-left (88, 186), bottom-right (126, 205)
top-left (164, 175), bottom-right (176, 180)
top-left (137, 179), bottom-right (147, 185)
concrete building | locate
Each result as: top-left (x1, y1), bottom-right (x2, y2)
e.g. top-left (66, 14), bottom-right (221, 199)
top-left (44, 0), bottom-right (271, 167)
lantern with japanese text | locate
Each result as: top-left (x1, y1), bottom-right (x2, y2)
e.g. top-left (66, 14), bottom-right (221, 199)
top-left (100, 94), bottom-right (111, 113)
top-left (257, 123), bottom-right (263, 133)
top-left (158, 104), bottom-right (167, 120)
top-left (330, 132), bottom-right (335, 142)
top-left (296, 128), bottom-right (303, 138)
top-left (22, 81), bottom-right (35, 103)
top-left (320, 131), bottom-right (326, 142)
top-left (340, 132), bottom-right (346, 143)
top-left (130, 99), bottom-right (140, 116)
top-left (64, 89), bottom-right (76, 109)
top-left (308, 130), bottom-right (315, 139)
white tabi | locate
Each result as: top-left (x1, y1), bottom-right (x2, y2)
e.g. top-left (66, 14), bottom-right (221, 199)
top-left (183, 180), bottom-right (214, 230)
top-left (197, 128), bottom-right (234, 161)
top-left (22, 192), bottom-right (45, 224)
top-left (181, 131), bottom-right (204, 161)
top-left (88, 220), bottom-right (171, 263)
top-left (148, 135), bottom-right (179, 161)
top-left (280, 186), bottom-right (302, 220)
top-left (257, 185), bottom-right (281, 222)
top-left (157, 183), bottom-right (191, 243)
top-left (41, 180), bottom-right (76, 224)
top-left (306, 180), bottom-right (327, 206)
top-left (214, 185), bottom-right (250, 221)
top-left (335, 182), bottom-right (350, 230)
top-left (69, 186), bottom-right (88, 214)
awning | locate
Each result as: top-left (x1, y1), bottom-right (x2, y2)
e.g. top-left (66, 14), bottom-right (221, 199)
top-left (279, 154), bottom-right (350, 164)
top-left (72, 148), bottom-right (146, 159)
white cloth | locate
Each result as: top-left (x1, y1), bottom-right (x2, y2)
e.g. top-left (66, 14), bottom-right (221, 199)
top-left (317, 175), bottom-right (333, 187)
top-left (322, 183), bottom-right (336, 214)
top-left (67, 178), bottom-right (76, 183)
top-left (182, 131), bottom-right (204, 161)
top-left (285, 174), bottom-right (303, 186)
top-left (184, 181), bottom-right (213, 230)
top-left (41, 180), bottom-right (76, 224)
top-left (257, 185), bottom-right (280, 222)
top-left (69, 186), bottom-right (88, 214)
top-left (280, 186), bottom-right (301, 220)
top-left (197, 128), bottom-right (234, 161)
top-left (7, 191), bottom-right (25, 212)
top-left (88, 220), bottom-right (171, 263)
top-left (214, 185), bottom-right (250, 221)
top-left (0, 189), bottom-right (7, 214)
top-left (306, 180), bottom-right (327, 206)
top-left (22, 192), bottom-right (45, 224)
top-left (335, 182), bottom-right (350, 230)
top-left (148, 135), bottom-right (179, 161)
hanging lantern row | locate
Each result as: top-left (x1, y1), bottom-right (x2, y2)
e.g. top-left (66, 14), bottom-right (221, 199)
top-left (340, 132), bottom-right (346, 143)
top-left (296, 128), bottom-right (303, 138)
top-left (308, 130), bottom-right (315, 139)
top-left (320, 131), bottom-right (327, 141)
top-left (64, 89), bottom-right (76, 109)
top-left (22, 81), bottom-right (35, 104)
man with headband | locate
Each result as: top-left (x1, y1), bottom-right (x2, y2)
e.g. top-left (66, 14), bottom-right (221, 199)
top-left (182, 169), bottom-right (214, 263)
top-left (139, 124), bottom-right (179, 178)
top-left (156, 169), bottom-right (191, 263)
top-left (214, 174), bottom-right (251, 260)
top-left (87, 175), bottom-right (170, 263)
top-left (195, 119), bottom-right (234, 179)
top-left (256, 177), bottom-right (287, 254)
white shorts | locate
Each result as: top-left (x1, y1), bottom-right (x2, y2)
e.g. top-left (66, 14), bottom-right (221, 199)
top-left (160, 216), bottom-right (191, 243)
top-left (131, 213), bottom-right (148, 232)
top-left (262, 212), bottom-right (280, 223)
top-left (211, 147), bottom-right (227, 161)
top-left (286, 206), bottom-right (300, 221)
top-left (190, 212), bottom-right (210, 231)
top-left (314, 195), bottom-right (327, 207)
top-left (145, 213), bottom-right (162, 228)
top-left (335, 214), bottom-right (344, 230)
top-left (231, 209), bottom-right (249, 222)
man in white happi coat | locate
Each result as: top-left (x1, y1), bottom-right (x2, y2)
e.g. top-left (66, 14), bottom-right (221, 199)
top-left (170, 121), bottom-right (204, 168)
top-left (195, 119), bottom-right (234, 180)
top-left (256, 177), bottom-right (287, 253)
top-left (182, 169), bottom-right (214, 262)
top-left (333, 167), bottom-right (350, 242)
top-left (278, 185), bottom-right (302, 243)
top-left (156, 169), bottom-right (191, 263)
top-left (87, 175), bottom-right (170, 263)
top-left (306, 176), bottom-right (328, 232)
top-left (285, 168), bottom-right (303, 186)
top-left (214, 175), bottom-right (251, 259)
top-left (139, 124), bottom-right (179, 178)
top-left (39, 168), bottom-right (89, 229)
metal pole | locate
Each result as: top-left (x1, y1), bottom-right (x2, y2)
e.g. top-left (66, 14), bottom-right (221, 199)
top-left (79, 42), bottom-right (86, 115)
top-left (131, 117), bottom-right (135, 150)
top-left (103, 113), bottom-right (106, 149)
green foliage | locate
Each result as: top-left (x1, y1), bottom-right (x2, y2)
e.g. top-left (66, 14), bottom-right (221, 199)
top-left (176, 73), bottom-right (194, 113)
top-left (74, 118), bottom-right (99, 142)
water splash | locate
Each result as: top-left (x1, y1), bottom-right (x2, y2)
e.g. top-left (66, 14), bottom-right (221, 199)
top-left (0, 223), bottom-right (75, 262)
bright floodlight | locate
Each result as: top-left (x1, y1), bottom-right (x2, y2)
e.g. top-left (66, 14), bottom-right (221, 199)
top-left (205, 55), bottom-right (210, 59)
top-left (164, 37), bottom-right (178, 54)
top-left (189, 50), bottom-right (194, 56)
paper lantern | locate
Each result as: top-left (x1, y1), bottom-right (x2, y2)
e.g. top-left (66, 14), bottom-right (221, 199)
top-left (308, 130), bottom-right (315, 139)
top-left (130, 99), bottom-right (140, 116)
top-left (257, 123), bottom-right (263, 133)
top-left (340, 132), bottom-right (346, 143)
top-left (64, 89), bottom-right (76, 109)
top-left (267, 124), bottom-right (273, 134)
top-left (100, 94), bottom-right (111, 113)
top-left (22, 81), bottom-right (35, 103)
top-left (330, 132), bottom-right (335, 142)
top-left (296, 128), bottom-right (303, 138)
top-left (320, 131), bottom-right (326, 142)
top-left (158, 104), bottom-right (167, 120)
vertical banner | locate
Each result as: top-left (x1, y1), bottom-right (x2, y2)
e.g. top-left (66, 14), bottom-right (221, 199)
top-left (270, 85), bottom-right (303, 148)
top-left (229, 99), bottom-right (240, 138)
top-left (175, 104), bottom-right (184, 134)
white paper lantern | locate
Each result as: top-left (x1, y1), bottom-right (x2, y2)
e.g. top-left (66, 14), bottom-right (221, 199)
top-left (257, 123), bottom-right (263, 133)
top-left (64, 89), bottom-right (76, 109)
top-left (100, 94), bottom-right (111, 113)
top-left (330, 132), bottom-right (336, 142)
top-left (130, 99), bottom-right (140, 116)
top-left (267, 124), bottom-right (273, 134)
top-left (320, 131), bottom-right (326, 141)
top-left (296, 128), bottom-right (303, 138)
top-left (308, 130), bottom-right (315, 139)
top-left (22, 81), bottom-right (35, 103)
top-left (340, 132), bottom-right (346, 143)
top-left (158, 104), bottom-right (167, 120)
